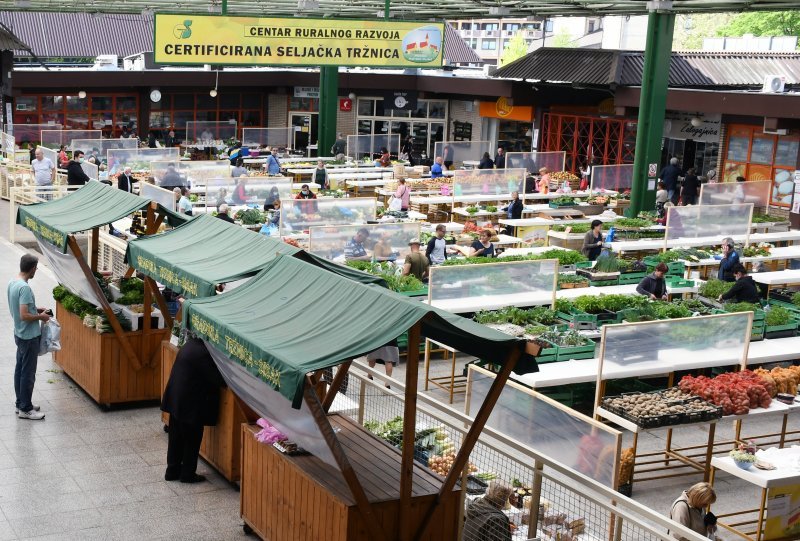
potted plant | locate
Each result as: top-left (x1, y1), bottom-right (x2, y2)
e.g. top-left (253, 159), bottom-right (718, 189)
top-left (730, 441), bottom-right (757, 470)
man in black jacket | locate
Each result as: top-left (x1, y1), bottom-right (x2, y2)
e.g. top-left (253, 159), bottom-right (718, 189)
top-left (502, 191), bottom-right (523, 220)
top-left (66, 151), bottom-right (91, 186)
top-left (117, 167), bottom-right (136, 193)
top-left (161, 338), bottom-right (225, 483)
top-left (719, 264), bottom-right (761, 304)
top-left (216, 204), bottom-right (235, 223)
top-left (636, 263), bottom-right (668, 300)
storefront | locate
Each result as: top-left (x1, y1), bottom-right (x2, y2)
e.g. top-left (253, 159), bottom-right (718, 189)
top-left (479, 97), bottom-right (533, 153)
top-left (722, 124), bottom-right (800, 208)
top-left (660, 111), bottom-right (721, 178)
top-left (13, 93), bottom-right (139, 138)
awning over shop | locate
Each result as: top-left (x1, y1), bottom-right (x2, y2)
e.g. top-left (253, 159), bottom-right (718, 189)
top-left (16, 182), bottom-right (183, 252)
top-left (126, 213), bottom-right (384, 298)
top-left (184, 255), bottom-right (527, 406)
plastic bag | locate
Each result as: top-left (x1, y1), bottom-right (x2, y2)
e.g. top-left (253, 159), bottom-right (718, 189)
top-left (39, 318), bottom-right (61, 355)
top-left (388, 196), bottom-right (403, 212)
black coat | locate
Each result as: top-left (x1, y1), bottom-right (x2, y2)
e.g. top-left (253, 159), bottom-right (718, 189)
top-left (216, 213), bottom-right (235, 223)
top-left (66, 161), bottom-right (90, 186)
top-left (161, 338), bottom-right (225, 426)
top-left (720, 276), bottom-right (761, 304)
top-left (505, 199), bottom-right (524, 219)
top-left (117, 173), bottom-right (136, 193)
top-left (478, 157), bottom-right (494, 169)
top-left (636, 272), bottom-right (667, 298)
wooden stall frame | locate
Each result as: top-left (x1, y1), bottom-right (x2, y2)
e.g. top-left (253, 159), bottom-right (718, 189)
top-left (593, 312), bottom-right (754, 488)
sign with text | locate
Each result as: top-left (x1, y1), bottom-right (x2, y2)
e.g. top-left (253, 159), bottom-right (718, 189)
top-left (154, 14), bottom-right (445, 68)
top-left (383, 90), bottom-right (418, 112)
top-left (294, 86), bottom-right (319, 98)
top-left (662, 112), bottom-right (721, 144)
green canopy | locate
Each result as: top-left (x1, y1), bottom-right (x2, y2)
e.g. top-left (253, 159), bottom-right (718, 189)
top-left (16, 182), bottom-right (178, 252)
top-left (126, 213), bottom-right (384, 298)
top-left (183, 255), bottom-right (526, 406)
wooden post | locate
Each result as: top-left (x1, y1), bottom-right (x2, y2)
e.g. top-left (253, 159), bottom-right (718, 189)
top-left (142, 267), bottom-right (153, 363)
top-left (414, 345), bottom-right (525, 540)
top-left (67, 236), bottom-right (142, 371)
top-left (302, 378), bottom-right (387, 541)
top-left (322, 361), bottom-right (352, 413)
top-left (399, 322), bottom-right (421, 541)
top-left (90, 227), bottom-right (100, 272)
top-left (144, 276), bottom-right (174, 331)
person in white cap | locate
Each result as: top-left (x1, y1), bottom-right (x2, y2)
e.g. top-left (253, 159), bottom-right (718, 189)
top-left (403, 238), bottom-right (429, 282)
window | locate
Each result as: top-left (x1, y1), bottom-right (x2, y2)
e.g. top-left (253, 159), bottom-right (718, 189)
top-left (502, 40), bottom-right (510, 49)
top-left (357, 98), bottom-right (448, 160)
top-left (524, 22), bottom-right (541, 30)
top-left (461, 22), bottom-right (473, 30)
top-left (503, 23), bottom-right (520, 31)
top-left (545, 20), bottom-right (554, 32)
top-left (143, 92), bottom-right (263, 136)
top-left (481, 23), bottom-right (499, 31)
top-left (588, 21), bottom-right (596, 33)
top-left (481, 40), bottom-right (497, 50)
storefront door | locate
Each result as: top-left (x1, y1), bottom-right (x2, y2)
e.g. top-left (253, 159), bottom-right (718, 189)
top-left (290, 113), bottom-right (318, 157)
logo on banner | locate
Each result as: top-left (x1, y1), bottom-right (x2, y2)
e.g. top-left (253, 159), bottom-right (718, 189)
top-left (496, 97), bottom-right (513, 117)
top-left (401, 26), bottom-right (442, 63)
top-left (174, 20), bottom-right (193, 39)
top-left (339, 98), bottom-right (352, 112)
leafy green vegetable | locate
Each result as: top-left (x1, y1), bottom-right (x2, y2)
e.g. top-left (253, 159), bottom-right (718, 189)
top-left (698, 279), bottom-right (733, 299)
top-left (465, 206), bottom-right (479, 215)
top-left (615, 217), bottom-right (653, 228)
top-left (119, 277), bottom-right (144, 295)
top-left (538, 329), bottom-right (589, 347)
top-left (234, 208), bottom-right (264, 225)
top-left (765, 306), bottom-right (793, 326)
top-left (593, 250), bottom-right (619, 273)
top-left (723, 301), bottom-right (761, 314)
top-left (485, 205), bottom-right (498, 213)
top-left (792, 292), bottom-right (800, 308)
top-left (116, 291), bottom-right (145, 306)
top-left (558, 274), bottom-right (589, 285)
top-left (651, 301), bottom-right (692, 319)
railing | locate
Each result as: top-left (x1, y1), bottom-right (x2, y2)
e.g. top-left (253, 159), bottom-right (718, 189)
top-left (97, 230), bottom-right (129, 280)
top-left (8, 184), bottom-right (78, 243)
top-left (339, 363), bottom-right (707, 541)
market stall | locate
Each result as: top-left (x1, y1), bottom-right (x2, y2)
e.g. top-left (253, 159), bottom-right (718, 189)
top-left (347, 134), bottom-right (401, 161)
top-left (16, 182), bottom-right (185, 406)
top-left (181, 255), bottom-right (534, 541)
top-left (699, 180), bottom-right (771, 209)
top-left (433, 141), bottom-right (491, 169)
top-left (506, 151), bottom-right (566, 176)
top-left (106, 147), bottom-right (181, 177)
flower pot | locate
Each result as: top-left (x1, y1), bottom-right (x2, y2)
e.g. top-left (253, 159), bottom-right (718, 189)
top-left (734, 459), bottom-right (753, 470)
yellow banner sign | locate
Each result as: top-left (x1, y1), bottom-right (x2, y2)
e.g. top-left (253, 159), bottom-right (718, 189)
top-left (154, 14), bottom-right (445, 68)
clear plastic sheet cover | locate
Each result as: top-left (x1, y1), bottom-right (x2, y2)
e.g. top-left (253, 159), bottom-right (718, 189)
top-left (452, 168), bottom-right (526, 198)
top-left (280, 197), bottom-right (377, 235)
top-left (599, 313), bottom-right (751, 381)
top-left (185, 121), bottom-right (237, 143)
top-left (40, 130), bottom-right (102, 150)
top-left (665, 203), bottom-right (753, 244)
top-left (71, 138), bottom-right (137, 164)
top-left (204, 340), bottom-right (340, 470)
top-left (241, 127), bottom-right (293, 150)
top-left (106, 148), bottom-right (181, 175)
top-left (151, 160), bottom-right (231, 189)
top-left (428, 259), bottom-right (557, 312)
top-left (346, 134), bottom-right (401, 160)
top-left (468, 366), bottom-right (619, 487)
top-left (433, 141), bottom-right (491, 168)
top-left (37, 239), bottom-right (106, 308)
top-left (505, 151), bottom-right (566, 176)
top-left (12, 124), bottom-right (62, 145)
top-left (36, 146), bottom-right (58, 167)
top-left (80, 161), bottom-right (99, 181)
top-left (209, 177), bottom-right (293, 211)
top-left (140, 182), bottom-right (176, 212)
top-left (590, 164), bottom-right (634, 192)
top-left (699, 180), bottom-right (770, 209)
top-left (308, 222), bottom-right (421, 263)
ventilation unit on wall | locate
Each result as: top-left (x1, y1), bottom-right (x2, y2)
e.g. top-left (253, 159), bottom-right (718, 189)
top-left (762, 75), bottom-right (786, 93)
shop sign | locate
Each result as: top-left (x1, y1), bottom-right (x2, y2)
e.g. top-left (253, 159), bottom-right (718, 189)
top-left (154, 14), bottom-right (445, 68)
top-left (383, 90), bottom-right (418, 111)
top-left (294, 87), bottom-right (319, 99)
top-left (662, 112), bottom-right (721, 143)
top-left (339, 98), bottom-right (352, 112)
top-left (479, 98), bottom-right (533, 122)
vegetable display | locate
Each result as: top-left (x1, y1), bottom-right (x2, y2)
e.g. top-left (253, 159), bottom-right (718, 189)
top-left (464, 206), bottom-right (479, 215)
top-left (234, 208), bottom-right (264, 225)
top-left (679, 371), bottom-right (773, 415)
top-left (698, 279), bottom-right (733, 299)
top-left (592, 250), bottom-right (619, 273)
top-left (440, 248), bottom-right (586, 267)
top-left (474, 306), bottom-right (561, 327)
top-left (753, 366), bottom-right (800, 395)
top-left (602, 389), bottom-right (721, 428)
top-left (765, 306), bottom-right (793, 326)
top-left (742, 243), bottom-right (773, 257)
top-left (345, 261), bottom-right (424, 293)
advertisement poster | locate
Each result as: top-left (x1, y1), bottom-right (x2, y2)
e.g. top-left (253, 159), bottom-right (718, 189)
top-left (765, 483), bottom-right (800, 540)
top-left (155, 14), bottom-right (444, 68)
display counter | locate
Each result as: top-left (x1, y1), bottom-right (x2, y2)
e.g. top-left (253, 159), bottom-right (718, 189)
top-left (160, 341), bottom-right (257, 483)
top-left (240, 416), bottom-right (461, 541)
top-left (54, 301), bottom-right (168, 406)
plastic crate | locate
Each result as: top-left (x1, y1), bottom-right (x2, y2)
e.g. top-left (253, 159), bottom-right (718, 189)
top-left (618, 272), bottom-right (646, 285)
top-left (666, 277), bottom-right (694, 288)
top-left (548, 201), bottom-right (577, 208)
top-left (398, 287), bottom-right (428, 297)
top-left (575, 260), bottom-right (594, 269)
top-left (643, 258), bottom-right (685, 276)
top-left (590, 279), bottom-right (620, 287)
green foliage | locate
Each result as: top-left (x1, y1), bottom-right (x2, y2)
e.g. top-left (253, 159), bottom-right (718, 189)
top-left (500, 31), bottom-right (530, 66)
top-left (485, 205), bottom-right (498, 213)
top-left (698, 279), bottom-right (733, 299)
top-left (573, 296), bottom-right (606, 314)
top-left (615, 217), bottom-right (653, 228)
top-left (678, 299), bottom-right (713, 315)
top-left (465, 206), bottom-right (479, 215)
top-left (792, 292), bottom-right (800, 307)
top-left (55, 286), bottom-right (101, 320)
top-left (765, 306), bottom-right (793, 326)
top-left (723, 301), bottom-right (761, 314)
top-left (382, 273), bottom-right (425, 293)
top-left (119, 277), bottom-right (144, 295)
top-left (116, 291), bottom-right (145, 306)
top-left (440, 249), bottom-right (586, 267)
top-left (717, 11), bottom-right (800, 39)
top-left (555, 298), bottom-right (575, 313)
top-left (551, 196), bottom-right (576, 206)
top-left (474, 306), bottom-right (561, 327)
top-left (593, 250), bottom-right (619, 273)
top-left (551, 27), bottom-right (576, 48)
top-left (673, 13), bottom-right (735, 50)
top-left (234, 208), bottom-right (264, 225)
top-left (558, 274), bottom-right (589, 285)
top-left (651, 301), bottom-right (692, 320)
top-left (538, 329), bottom-right (588, 347)
top-left (752, 213), bottom-right (788, 224)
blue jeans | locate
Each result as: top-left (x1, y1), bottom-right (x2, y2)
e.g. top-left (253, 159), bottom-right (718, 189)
top-left (667, 189), bottom-right (675, 201)
top-left (14, 335), bottom-right (39, 413)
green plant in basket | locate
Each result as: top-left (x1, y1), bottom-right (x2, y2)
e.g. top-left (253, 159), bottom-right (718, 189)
top-left (724, 301), bottom-right (761, 314)
top-left (651, 301), bottom-right (692, 320)
top-left (573, 295), bottom-right (606, 314)
top-left (465, 206), bottom-right (479, 215)
top-left (555, 298), bottom-right (575, 313)
top-left (524, 325), bottom-right (549, 336)
top-left (698, 279), bottom-right (733, 299)
top-left (485, 205), bottom-right (498, 213)
top-left (593, 250), bottom-right (619, 273)
top-left (527, 306), bottom-right (560, 325)
top-left (558, 274), bottom-right (589, 286)
top-left (765, 306), bottom-right (792, 326)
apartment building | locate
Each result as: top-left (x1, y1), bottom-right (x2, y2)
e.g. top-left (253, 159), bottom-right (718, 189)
top-left (450, 18), bottom-right (553, 66)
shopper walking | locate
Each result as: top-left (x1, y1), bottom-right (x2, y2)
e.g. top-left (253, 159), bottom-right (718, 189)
top-left (681, 167), bottom-right (700, 206)
top-left (66, 151), bottom-right (91, 186)
top-left (161, 337), bottom-right (225, 483)
top-left (8, 254), bottom-right (49, 420)
top-left (658, 157), bottom-right (682, 204)
top-left (117, 166), bottom-right (136, 193)
top-left (313, 160), bottom-right (329, 190)
top-left (394, 178), bottom-right (410, 211)
top-left (31, 148), bottom-right (55, 197)
top-left (265, 150), bottom-right (281, 175)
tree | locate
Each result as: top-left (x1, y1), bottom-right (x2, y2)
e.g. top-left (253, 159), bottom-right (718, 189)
top-left (500, 32), bottom-right (530, 66)
top-left (551, 27), bottom-right (576, 48)
top-left (673, 13), bottom-right (735, 50)
top-left (717, 11), bottom-right (800, 38)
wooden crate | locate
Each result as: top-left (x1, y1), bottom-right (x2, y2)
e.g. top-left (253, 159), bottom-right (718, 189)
top-left (240, 416), bottom-right (461, 541)
top-left (161, 341), bottom-right (256, 483)
top-left (54, 302), bottom-right (166, 406)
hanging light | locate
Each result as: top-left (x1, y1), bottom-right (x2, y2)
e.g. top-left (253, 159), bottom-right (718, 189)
top-left (78, 90), bottom-right (87, 99)
top-left (690, 116), bottom-right (703, 127)
top-left (210, 70), bottom-right (219, 98)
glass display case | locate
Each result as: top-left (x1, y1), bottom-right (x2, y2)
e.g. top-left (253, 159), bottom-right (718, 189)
top-left (590, 164), bottom-right (634, 192)
top-left (280, 197), bottom-right (377, 236)
top-left (151, 160), bottom-right (230, 189)
top-left (40, 129), bottom-right (101, 150)
top-left (506, 151), bottom-right (565, 175)
top-left (699, 180), bottom-right (770, 210)
top-left (106, 148), bottom-right (181, 175)
top-left (433, 141), bottom-right (491, 168)
top-left (308, 223), bottom-right (420, 263)
top-left (71, 138), bottom-right (137, 165)
top-left (185, 121), bottom-right (237, 144)
top-left (346, 134), bottom-right (401, 160)
top-left (451, 168), bottom-right (526, 200)
top-left (241, 128), bottom-right (293, 152)
top-left (80, 161), bottom-right (99, 180)
top-left (427, 259), bottom-right (558, 313)
top-left (665, 203), bottom-right (753, 246)
top-left (9, 124), bottom-right (62, 146)
top-left (467, 365), bottom-right (621, 488)
top-left (208, 177), bottom-right (292, 211)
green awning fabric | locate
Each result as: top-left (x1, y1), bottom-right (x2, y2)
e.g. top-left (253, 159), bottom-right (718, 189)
top-left (17, 182), bottom-right (153, 252)
top-left (183, 255), bottom-right (526, 407)
top-left (126, 213), bottom-right (384, 298)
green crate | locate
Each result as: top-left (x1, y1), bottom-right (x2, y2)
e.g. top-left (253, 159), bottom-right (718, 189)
top-left (575, 261), bottom-right (594, 269)
top-left (554, 340), bottom-right (597, 362)
top-left (548, 201), bottom-right (577, 209)
top-left (590, 279), bottom-right (620, 287)
top-left (398, 287), bottom-right (428, 297)
top-left (666, 277), bottom-right (695, 288)
top-left (712, 308), bottom-right (765, 322)
top-left (643, 258), bottom-right (685, 276)
top-left (618, 273), bottom-right (646, 285)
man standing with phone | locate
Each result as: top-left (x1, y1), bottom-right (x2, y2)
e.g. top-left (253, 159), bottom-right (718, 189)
top-left (7, 254), bottom-right (49, 420)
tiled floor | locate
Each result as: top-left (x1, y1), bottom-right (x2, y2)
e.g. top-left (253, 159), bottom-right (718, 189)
top-left (0, 236), bottom-right (246, 541)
